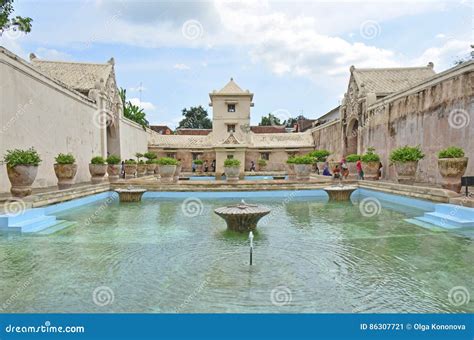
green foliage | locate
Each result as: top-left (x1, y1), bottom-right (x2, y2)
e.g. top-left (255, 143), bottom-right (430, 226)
top-left (178, 106), bottom-right (212, 129)
top-left (135, 152), bottom-right (144, 159)
top-left (193, 159), bottom-right (203, 165)
top-left (292, 155), bottom-right (314, 164)
top-left (138, 160), bottom-right (145, 164)
top-left (145, 159), bottom-right (155, 164)
top-left (55, 153), bottom-right (75, 164)
top-left (144, 152), bottom-right (157, 160)
top-left (91, 156), bottom-right (106, 165)
top-left (309, 150), bottom-right (330, 162)
top-left (119, 88), bottom-right (149, 129)
top-left (346, 154), bottom-right (360, 162)
top-left (258, 159), bottom-right (267, 166)
top-left (106, 154), bottom-right (121, 165)
top-left (224, 159), bottom-right (240, 167)
top-left (259, 113), bottom-right (281, 126)
top-left (390, 145), bottom-right (424, 163)
top-left (286, 157), bottom-right (296, 164)
top-left (124, 159), bottom-right (137, 165)
top-left (438, 146), bottom-right (465, 159)
top-left (4, 147), bottom-right (41, 167)
top-left (0, 0), bottom-right (33, 35)
top-left (361, 147), bottom-right (380, 163)
top-left (157, 157), bottom-right (178, 165)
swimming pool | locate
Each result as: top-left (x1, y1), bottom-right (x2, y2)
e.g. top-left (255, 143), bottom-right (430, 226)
top-left (0, 190), bottom-right (472, 313)
top-left (188, 175), bottom-right (288, 181)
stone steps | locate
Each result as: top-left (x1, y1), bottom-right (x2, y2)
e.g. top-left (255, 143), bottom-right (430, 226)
top-left (414, 204), bottom-right (474, 229)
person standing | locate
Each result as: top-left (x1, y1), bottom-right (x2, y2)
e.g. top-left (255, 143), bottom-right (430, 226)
top-left (250, 160), bottom-right (256, 172)
top-left (340, 157), bottom-right (349, 179)
top-left (356, 159), bottom-right (364, 180)
top-left (204, 160), bottom-right (209, 172)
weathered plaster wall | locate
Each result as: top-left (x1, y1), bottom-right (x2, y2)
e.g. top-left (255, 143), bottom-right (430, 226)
top-left (0, 50), bottom-right (103, 193)
top-left (311, 120), bottom-right (343, 160)
top-left (362, 63), bottom-right (473, 183)
top-left (118, 118), bottom-right (149, 160)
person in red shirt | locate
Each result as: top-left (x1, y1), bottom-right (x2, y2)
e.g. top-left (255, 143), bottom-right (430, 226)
top-left (356, 159), bottom-right (364, 180)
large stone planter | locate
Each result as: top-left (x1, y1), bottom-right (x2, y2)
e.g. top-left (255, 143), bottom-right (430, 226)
top-left (438, 157), bottom-right (468, 193)
top-left (89, 164), bottom-right (107, 184)
top-left (137, 163), bottom-right (147, 177)
top-left (195, 164), bottom-right (203, 173)
top-left (107, 164), bottom-right (121, 182)
top-left (54, 163), bottom-right (78, 189)
top-left (124, 164), bottom-right (137, 179)
top-left (287, 163), bottom-right (296, 180)
top-left (394, 161), bottom-right (418, 185)
top-left (173, 163), bottom-right (182, 182)
top-left (294, 164), bottom-right (312, 181)
top-left (159, 164), bottom-right (177, 183)
top-left (6, 165), bottom-right (38, 197)
top-left (146, 163), bottom-right (156, 175)
top-left (363, 161), bottom-right (379, 180)
top-left (224, 166), bottom-right (240, 182)
top-left (347, 162), bottom-right (358, 180)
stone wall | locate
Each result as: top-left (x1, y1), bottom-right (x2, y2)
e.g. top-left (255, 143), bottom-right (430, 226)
top-left (0, 49), bottom-right (103, 193)
top-left (362, 61), bottom-right (474, 183)
top-left (311, 120), bottom-right (343, 160)
top-left (118, 118), bottom-right (149, 160)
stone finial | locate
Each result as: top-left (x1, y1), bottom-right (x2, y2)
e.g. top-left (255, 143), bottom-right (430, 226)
top-left (427, 62), bottom-right (434, 69)
top-left (350, 65), bottom-right (355, 72)
top-left (29, 53), bottom-right (37, 61)
top-left (230, 77), bottom-right (233, 81)
top-left (108, 57), bottom-right (115, 65)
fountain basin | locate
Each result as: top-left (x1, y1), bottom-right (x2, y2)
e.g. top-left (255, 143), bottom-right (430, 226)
top-left (323, 186), bottom-right (357, 201)
top-left (214, 200), bottom-right (270, 232)
top-left (114, 188), bottom-right (147, 202)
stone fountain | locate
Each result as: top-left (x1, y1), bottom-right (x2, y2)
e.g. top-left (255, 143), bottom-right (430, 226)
top-left (214, 200), bottom-right (271, 232)
top-left (323, 179), bottom-right (357, 201)
top-left (114, 187), bottom-right (147, 202)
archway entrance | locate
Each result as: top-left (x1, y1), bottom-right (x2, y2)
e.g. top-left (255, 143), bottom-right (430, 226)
top-left (346, 118), bottom-right (358, 155)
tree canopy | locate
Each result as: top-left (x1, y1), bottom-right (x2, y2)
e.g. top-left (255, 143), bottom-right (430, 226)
top-left (0, 0), bottom-right (33, 35)
top-left (178, 106), bottom-right (212, 129)
top-left (119, 88), bottom-right (149, 129)
top-left (258, 113), bottom-right (281, 126)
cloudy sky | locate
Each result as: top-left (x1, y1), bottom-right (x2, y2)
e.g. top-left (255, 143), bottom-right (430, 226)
top-left (1, 0), bottom-right (471, 127)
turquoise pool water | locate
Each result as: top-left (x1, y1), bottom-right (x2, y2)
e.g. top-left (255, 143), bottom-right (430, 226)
top-left (188, 175), bottom-right (288, 181)
top-left (0, 192), bottom-right (473, 313)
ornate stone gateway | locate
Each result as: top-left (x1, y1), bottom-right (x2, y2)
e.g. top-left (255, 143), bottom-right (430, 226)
top-left (214, 200), bottom-right (271, 232)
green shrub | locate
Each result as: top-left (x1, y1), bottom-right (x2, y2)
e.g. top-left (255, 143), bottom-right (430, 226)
top-left (346, 154), bottom-right (360, 162)
top-left (286, 157), bottom-right (296, 164)
top-left (224, 159), bottom-right (240, 167)
top-left (4, 148), bottom-right (42, 167)
top-left (361, 147), bottom-right (380, 163)
top-left (390, 145), bottom-right (424, 163)
top-left (309, 150), bottom-right (330, 162)
top-left (55, 153), bottom-right (75, 164)
top-left (124, 159), bottom-right (137, 165)
top-left (106, 154), bottom-right (121, 165)
top-left (91, 156), bottom-right (106, 165)
top-left (438, 146), bottom-right (465, 159)
top-left (292, 155), bottom-right (315, 164)
top-left (157, 157), bottom-right (178, 166)
top-left (258, 159), bottom-right (267, 166)
top-left (144, 152), bottom-right (157, 160)
top-left (193, 159), bottom-right (203, 165)
top-left (145, 159), bottom-right (155, 164)
top-left (138, 160), bottom-right (145, 164)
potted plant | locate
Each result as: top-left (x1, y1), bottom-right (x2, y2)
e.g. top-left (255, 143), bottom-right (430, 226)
top-left (345, 154), bottom-right (360, 180)
top-left (361, 147), bottom-right (381, 180)
top-left (310, 150), bottom-right (331, 171)
top-left (224, 159), bottom-right (241, 182)
top-left (144, 152), bottom-right (157, 175)
top-left (286, 157), bottom-right (296, 180)
top-left (389, 145), bottom-right (424, 185)
top-left (437, 146), bottom-right (468, 193)
top-left (54, 153), bottom-right (77, 189)
top-left (106, 154), bottom-right (121, 182)
top-left (257, 159), bottom-right (267, 171)
top-left (173, 160), bottom-right (182, 183)
top-left (293, 155), bottom-right (314, 181)
top-left (4, 148), bottom-right (41, 197)
top-left (194, 159), bottom-right (203, 173)
top-left (124, 159), bottom-right (137, 179)
top-left (89, 156), bottom-right (107, 184)
top-left (157, 157), bottom-right (178, 183)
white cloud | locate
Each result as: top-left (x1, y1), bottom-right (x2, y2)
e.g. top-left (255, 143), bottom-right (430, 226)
top-left (436, 33), bottom-right (446, 39)
top-left (129, 98), bottom-right (156, 111)
top-left (128, 84), bottom-right (146, 92)
top-left (35, 47), bottom-right (72, 61)
top-left (413, 39), bottom-right (471, 70)
top-left (173, 63), bottom-right (191, 70)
